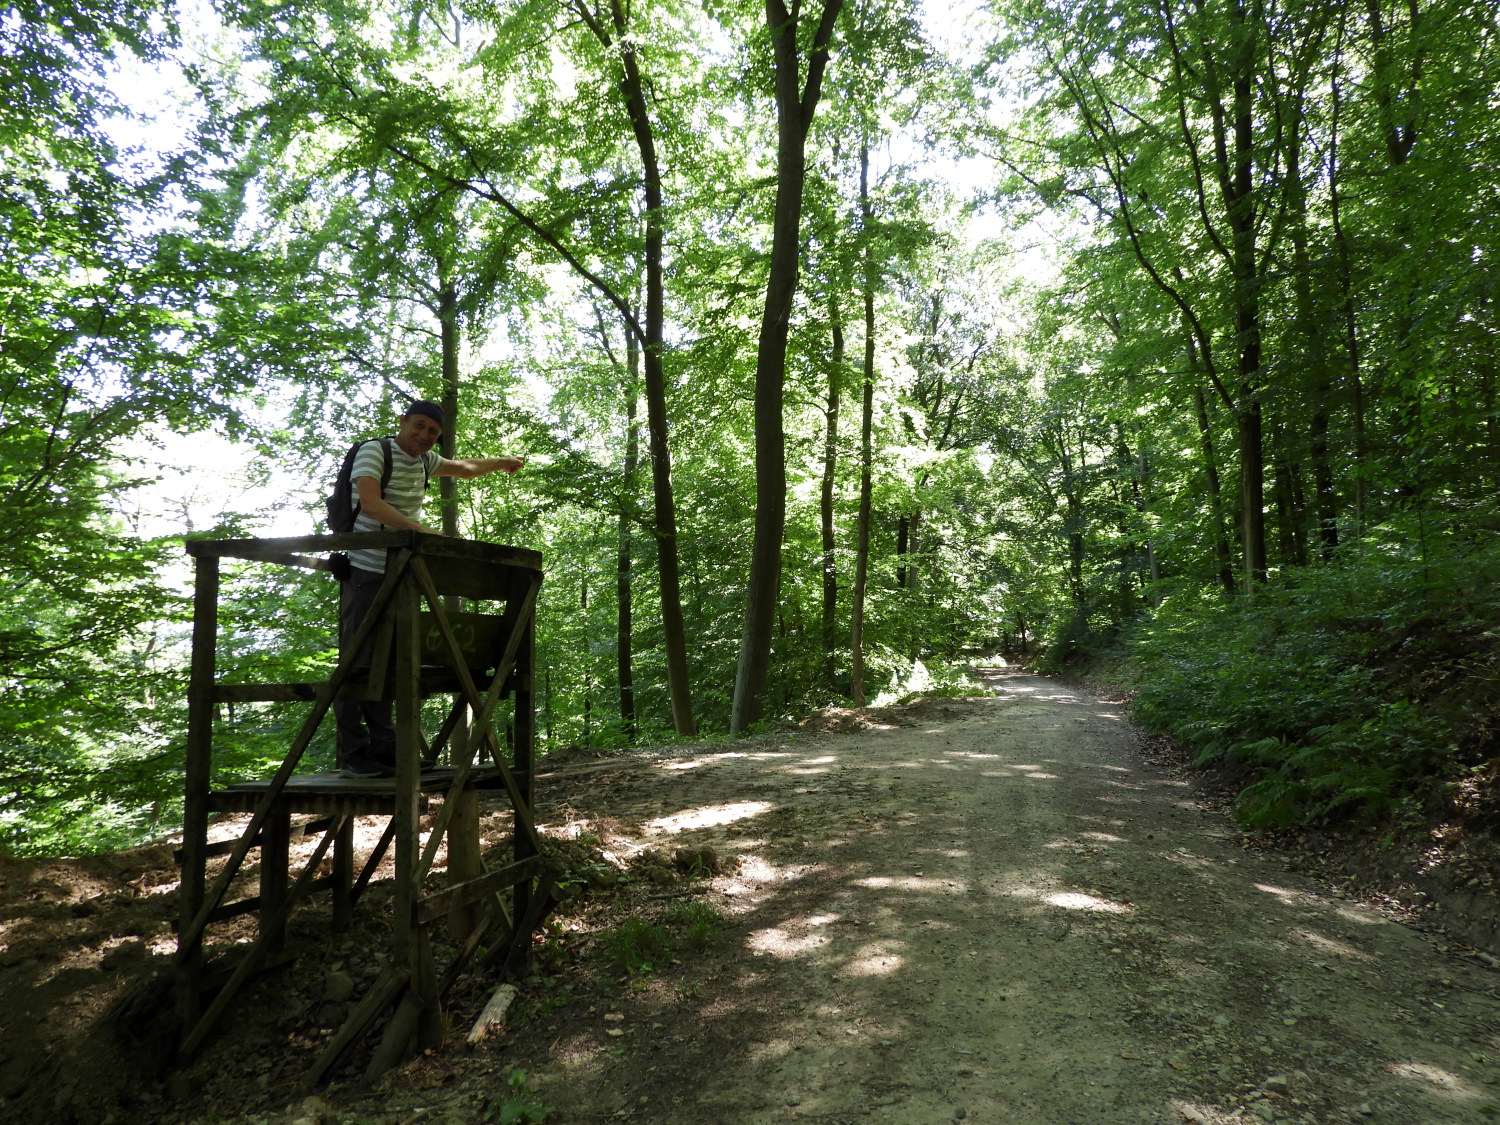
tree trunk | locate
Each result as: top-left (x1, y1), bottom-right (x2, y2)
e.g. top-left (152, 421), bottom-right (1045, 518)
top-left (730, 0), bottom-right (843, 733)
top-left (601, 7), bottom-right (697, 735)
top-left (1328, 23), bottom-right (1368, 535)
top-left (1191, 371), bottom-right (1238, 598)
top-left (438, 279), bottom-right (460, 540)
top-left (850, 141), bottom-right (876, 708)
top-left (821, 291), bottom-right (844, 693)
top-left (617, 331), bottom-right (640, 741)
top-left (1226, 0), bottom-right (1268, 586)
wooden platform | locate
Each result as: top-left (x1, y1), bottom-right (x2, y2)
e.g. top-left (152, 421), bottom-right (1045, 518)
top-left (174, 532), bottom-right (557, 1084)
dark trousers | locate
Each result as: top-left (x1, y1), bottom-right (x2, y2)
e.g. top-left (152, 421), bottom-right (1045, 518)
top-left (333, 565), bottom-right (395, 768)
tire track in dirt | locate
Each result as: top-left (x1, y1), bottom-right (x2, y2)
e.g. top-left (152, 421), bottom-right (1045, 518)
top-left (503, 669), bottom-right (1500, 1125)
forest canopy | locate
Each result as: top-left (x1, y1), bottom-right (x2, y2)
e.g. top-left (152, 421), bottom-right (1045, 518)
top-left (3, 0), bottom-right (1497, 855)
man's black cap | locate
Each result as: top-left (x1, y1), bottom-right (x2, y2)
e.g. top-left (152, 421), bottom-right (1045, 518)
top-left (405, 400), bottom-right (445, 429)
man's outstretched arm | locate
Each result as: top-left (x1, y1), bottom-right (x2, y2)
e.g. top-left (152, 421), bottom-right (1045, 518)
top-left (434, 456), bottom-right (524, 480)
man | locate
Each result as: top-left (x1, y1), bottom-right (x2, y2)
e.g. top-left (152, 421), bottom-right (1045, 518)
top-left (335, 399), bottom-right (524, 779)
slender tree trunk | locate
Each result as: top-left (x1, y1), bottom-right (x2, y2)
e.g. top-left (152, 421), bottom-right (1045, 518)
top-left (821, 291), bottom-right (844, 693)
top-left (438, 279), bottom-right (460, 540)
top-left (594, 7), bottom-right (697, 735)
top-left (895, 516), bottom-right (909, 590)
top-left (730, 0), bottom-right (843, 733)
top-left (1191, 368), bottom-right (1238, 598)
top-left (1328, 25), bottom-right (1368, 534)
top-left (617, 333), bottom-right (640, 741)
top-left (850, 141), bottom-right (875, 708)
top-left (1270, 421), bottom-right (1309, 568)
top-left (1285, 88), bottom-right (1339, 560)
top-left (1226, 0), bottom-right (1268, 586)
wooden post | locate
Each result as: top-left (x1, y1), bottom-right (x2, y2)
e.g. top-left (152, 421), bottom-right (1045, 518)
top-left (177, 551), bottom-right (219, 1037)
top-left (333, 818), bottom-right (354, 931)
top-left (446, 788), bottom-right (481, 942)
top-left (511, 611), bottom-right (538, 960)
top-left (261, 808), bottom-right (291, 955)
top-left (392, 563), bottom-right (422, 974)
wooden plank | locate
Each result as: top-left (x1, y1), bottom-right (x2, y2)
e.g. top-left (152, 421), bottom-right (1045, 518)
top-left (416, 856), bottom-right (542, 925)
top-left (195, 874), bottom-right (338, 925)
top-left (391, 569), bottom-right (422, 969)
top-left (493, 870), bottom-right (559, 979)
top-left (186, 532), bottom-right (414, 559)
top-left (333, 818), bottom-right (354, 931)
top-left (175, 814), bottom-right (337, 863)
top-left (407, 561), bottom-right (544, 890)
top-left (302, 966), bottom-right (409, 1090)
top-left (418, 610), bottom-right (508, 669)
top-left (444, 788), bottom-right (481, 939)
top-left (512, 613), bottom-right (538, 929)
top-left (261, 811), bottom-right (291, 955)
top-left (420, 569), bottom-right (545, 866)
top-left (208, 672), bottom-right (511, 704)
top-left (187, 533), bottom-right (543, 574)
top-left (210, 683), bottom-right (322, 703)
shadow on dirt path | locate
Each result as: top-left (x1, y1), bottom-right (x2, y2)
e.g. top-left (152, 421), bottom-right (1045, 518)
top-left (472, 669), bottom-right (1500, 1125)
top-left (4, 670), bottom-right (1498, 1125)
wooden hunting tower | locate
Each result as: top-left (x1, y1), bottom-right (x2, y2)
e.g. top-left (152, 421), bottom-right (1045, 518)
top-left (175, 531), bottom-right (555, 1084)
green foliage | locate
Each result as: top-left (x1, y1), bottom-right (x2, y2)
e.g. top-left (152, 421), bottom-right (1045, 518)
top-left (484, 1069), bottom-right (551, 1125)
top-left (599, 901), bottom-right (724, 975)
top-left (1132, 530), bottom-right (1499, 828)
top-left (599, 917), bottom-right (675, 977)
top-left (664, 899), bottom-right (723, 951)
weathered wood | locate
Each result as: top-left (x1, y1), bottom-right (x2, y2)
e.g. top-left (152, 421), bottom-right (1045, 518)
top-left (391, 563), bottom-right (422, 987)
top-left (261, 812), bottom-right (292, 955)
top-left (409, 559), bottom-right (543, 887)
top-left (416, 855), bottom-right (542, 925)
top-left (174, 549), bottom-right (415, 964)
top-left (303, 966), bottom-right (409, 1090)
top-left (495, 870), bottom-right (558, 979)
top-left (209, 670), bottom-right (516, 704)
top-left (174, 812), bottom-right (338, 865)
top-left (193, 876), bottom-right (338, 925)
top-left (205, 771), bottom-right (456, 815)
top-left (466, 983), bottom-right (519, 1045)
top-left (419, 610), bottom-right (510, 669)
top-left (186, 531), bottom-right (542, 573)
top-left (444, 787), bottom-right (482, 939)
top-left (177, 551), bottom-right (219, 1036)
top-left (365, 991), bottom-right (424, 1080)
top-left (332, 817), bottom-right (354, 931)
top-left (178, 533), bottom-right (548, 1080)
top-left (179, 813), bottom-right (344, 1058)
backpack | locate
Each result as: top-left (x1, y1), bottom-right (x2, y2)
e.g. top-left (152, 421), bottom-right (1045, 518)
top-left (324, 436), bottom-right (433, 533)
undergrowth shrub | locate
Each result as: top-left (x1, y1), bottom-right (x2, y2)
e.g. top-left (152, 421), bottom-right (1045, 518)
top-left (1132, 524), bottom-right (1499, 829)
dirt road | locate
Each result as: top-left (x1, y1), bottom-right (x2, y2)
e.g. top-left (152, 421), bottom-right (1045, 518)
top-left (448, 668), bottom-right (1500, 1125)
top-left (13, 668), bottom-right (1498, 1125)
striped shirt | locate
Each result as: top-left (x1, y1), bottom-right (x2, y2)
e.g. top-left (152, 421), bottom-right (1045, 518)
top-left (348, 438), bottom-right (442, 573)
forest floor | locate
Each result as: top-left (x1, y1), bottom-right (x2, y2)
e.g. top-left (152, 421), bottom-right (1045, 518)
top-left (3, 667), bottom-right (1500, 1125)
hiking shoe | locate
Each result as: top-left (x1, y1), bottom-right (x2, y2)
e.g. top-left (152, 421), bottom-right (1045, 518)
top-left (339, 760), bottom-right (393, 779)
